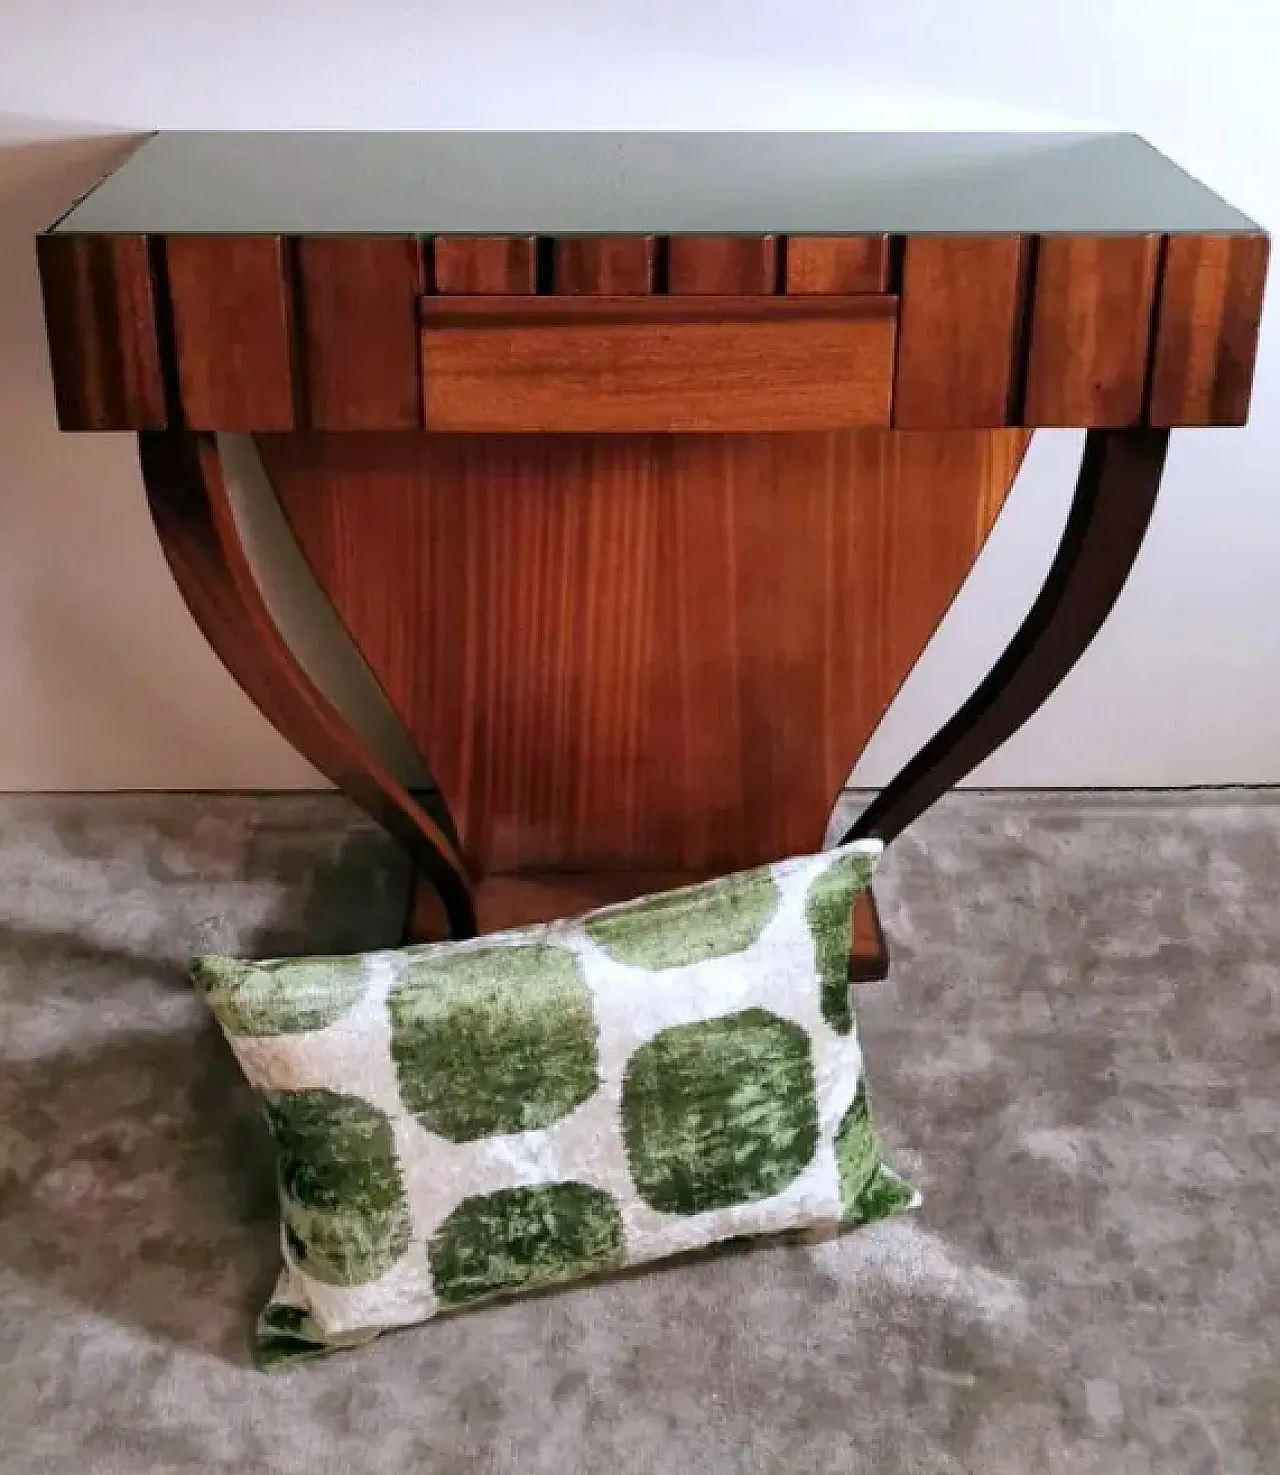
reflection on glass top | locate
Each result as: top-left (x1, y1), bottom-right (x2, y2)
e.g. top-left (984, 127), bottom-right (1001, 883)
top-left (55, 131), bottom-right (1260, 236)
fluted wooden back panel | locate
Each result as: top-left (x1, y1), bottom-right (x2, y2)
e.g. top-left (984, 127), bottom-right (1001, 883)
top-left (261, 428), bottom-right (1028, 873)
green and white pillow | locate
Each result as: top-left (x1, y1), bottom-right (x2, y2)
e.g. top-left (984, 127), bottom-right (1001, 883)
top-left (193, 840), bottom-right (915, 1367)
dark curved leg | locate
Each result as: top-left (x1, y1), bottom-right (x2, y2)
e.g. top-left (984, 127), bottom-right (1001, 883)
top-left (843, 428), bottom-right (1171, 846)
top-left (139, 431), bottom-right (478, 937)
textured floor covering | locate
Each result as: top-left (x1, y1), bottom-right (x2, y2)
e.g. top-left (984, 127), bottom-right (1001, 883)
top-left (1, 791), bottom-right (1277, 1474)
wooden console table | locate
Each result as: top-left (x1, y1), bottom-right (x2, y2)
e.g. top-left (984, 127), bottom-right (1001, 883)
top-left (38, 132), bottom-right (1268, 965)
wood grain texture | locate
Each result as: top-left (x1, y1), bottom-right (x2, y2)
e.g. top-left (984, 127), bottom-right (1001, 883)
top-left (895, 235), bottom-right (1027, 428)
top-left (261, 427), bottom-right (1028, 873)
top-left (296, 236), bottom-right (425, 429)
top-left (844, 428), bottom-right (1169, 847)
top-left (668, 236), bottom-right (777, 294)
top-left (849, 890), bottom-right (889, 983)
top-left (409, 866), bottom-right (888, 982)
top-left (420, 296), bottom-right (896, 432)
top-left (165, 236), bottom-right (298, 430)
top-left (37, 234), bottom-right (166, 431)
top-left (412, 870), bottom-right (718, 939)
top-left (555, 237), bottom-right (655, 294)
top-left (1023, 235), bottom-right (1161, 427)
top-left (433, 236), bottom-right (537, 294)
top-left (785, 236), bottom-right (890, 295)
top-left (1149, 233), bottom-right (1270, 426)
top-left (139, 432), bottom-right (476, 936)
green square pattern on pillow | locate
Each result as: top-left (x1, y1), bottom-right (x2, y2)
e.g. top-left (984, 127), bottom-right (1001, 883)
top-left (193, 840), bottom-right (916, 1367)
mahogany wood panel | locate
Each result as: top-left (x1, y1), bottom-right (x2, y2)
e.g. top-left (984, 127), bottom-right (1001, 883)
top-left (420, 295), bottom-right (897, 433)
top-left (296, 236), bottom-right (425, 429)
top-left (844, 428), bottom-right (1169, 847)
top-left (409, 866), bottom-right (888, 982)
top-left (894, 235), bottom-right (1028, 428)
top-left (1023, 235), bottom-right (1161, 426)
top-left (37, 234), bottom-right (166, 431)
top-left (432, 236), bottom-right (537, 294)
top-left (40, 230), bottom-right (1269, 430)
top-left (165, 236), bottom-right (298, 430)
top-left (785, 236), bottom-right (890, 295)
top-left (260, 427), bottom-right (1028, 873)
top-left (413, 870), bottom-right (720, 939)
top-left (668, 236), bottom-right (777, 294)
top-left (139, 432), bottom-right (476, 936)
top-left (1149, 233), bottom-right (1270, 426)
top-left (849, 890), bottom-right (888, 983)
top-left (555, 237), bottom-right (655, 294)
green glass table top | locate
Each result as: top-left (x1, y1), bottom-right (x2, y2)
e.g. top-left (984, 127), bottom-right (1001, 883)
top-left (54, 131), bottom-right (1261, 237)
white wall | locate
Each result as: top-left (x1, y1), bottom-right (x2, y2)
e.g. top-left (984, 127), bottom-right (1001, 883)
top-left (1, 0), bottom-right (1276, 791)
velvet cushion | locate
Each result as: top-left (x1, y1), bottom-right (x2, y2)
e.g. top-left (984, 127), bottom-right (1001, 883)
top-left (192, 840), bottom-right (915, 1367)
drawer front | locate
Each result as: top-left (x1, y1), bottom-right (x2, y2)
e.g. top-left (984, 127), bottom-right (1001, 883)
top-left (419, 294), bottom-right (897, 432)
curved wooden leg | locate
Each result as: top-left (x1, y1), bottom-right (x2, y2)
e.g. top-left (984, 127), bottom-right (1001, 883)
top-left (139, 431), bottom-right (478, 938)
top-left (843, 427), bottom-right (1171, 846)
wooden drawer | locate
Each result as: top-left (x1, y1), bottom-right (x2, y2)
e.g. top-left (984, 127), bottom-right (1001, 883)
top-left (419, 294), bottom-right (897, 432)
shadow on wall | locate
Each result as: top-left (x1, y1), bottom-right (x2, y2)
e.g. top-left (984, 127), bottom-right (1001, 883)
top-left (0, 116), bottom-right (320, 790)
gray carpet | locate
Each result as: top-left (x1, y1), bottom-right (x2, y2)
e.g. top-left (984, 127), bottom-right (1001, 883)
top-left (1, 791), bottom-right (1277, 1474)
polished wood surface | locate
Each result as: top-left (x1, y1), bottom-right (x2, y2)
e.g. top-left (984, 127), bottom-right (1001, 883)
top-left (139, 433), bottom-right (477, 936)
top-left (432, 236), bottom-right (537, 294)
top-left (894, 235), bottom-right (1028, 428)
top-left (784, 236), bottom-right (890, 295)
top-left (848, 890), bottom-right (889, 984)
top-left (296, 237), bottom-right (425, 430)
top-left (419, 870), bottom-right (720, 937)
top-left (408, 869), bottom-right (888, 982)
top-left (41, 230), bottom-right (1267, 431)
top-left (262, 427), bottom-right (1028, 873)
top-left (419, 295), bottom-right (897, 432)
top-left (555, 237), bottom-right (655, 295)
top-left (37, 234), bottom-right (166, 432)
top-left (1023, 235), bottom-right (1161, 426)
top-left (668, 236), bottom-right (777, 294)
top-left (165, 235), bottom-right (299, 431)
top-left (1150, 233), bottom-right (1270, 426)
top-left (844, 428), bottom-right (1169, 847)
